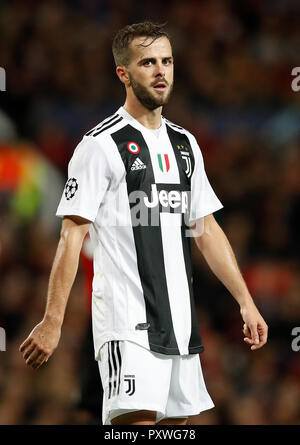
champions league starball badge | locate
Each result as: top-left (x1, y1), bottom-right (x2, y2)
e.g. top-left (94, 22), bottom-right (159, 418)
top-left (64, 178), bottom-right (78, 200)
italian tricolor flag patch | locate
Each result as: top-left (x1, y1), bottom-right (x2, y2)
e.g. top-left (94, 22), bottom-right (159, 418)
top-left (157, 154), bottom-right (170, 173)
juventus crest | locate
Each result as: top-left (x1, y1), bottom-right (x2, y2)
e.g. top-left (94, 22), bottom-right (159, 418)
top-left (124, 375), bottom-right (136, 396)
top-left (180, 152), bottom-right (192, 178)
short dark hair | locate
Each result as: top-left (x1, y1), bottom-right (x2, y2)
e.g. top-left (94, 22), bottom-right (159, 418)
top-left (112, 21), bottom-right (171, 67)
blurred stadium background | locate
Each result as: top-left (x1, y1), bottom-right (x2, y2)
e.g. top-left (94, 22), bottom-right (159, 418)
top-left (0, 0), bottom-right (299, 425)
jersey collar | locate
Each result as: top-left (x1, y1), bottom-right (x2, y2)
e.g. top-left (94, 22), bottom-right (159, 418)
top-left (117, 106), bottom-right (166, 136)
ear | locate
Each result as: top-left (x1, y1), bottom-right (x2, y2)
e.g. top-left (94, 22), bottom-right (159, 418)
top-left (116, 66), bottom-right (130, 86)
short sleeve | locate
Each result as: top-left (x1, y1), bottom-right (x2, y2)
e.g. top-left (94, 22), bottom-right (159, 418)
top-left (188, 134), bottom-right (223, 223)
top-left (56, 136), bottom-right (110, 222)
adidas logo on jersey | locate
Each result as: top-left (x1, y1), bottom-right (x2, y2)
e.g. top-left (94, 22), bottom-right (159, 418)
top-left (131, 158), bottom-right (146, 171)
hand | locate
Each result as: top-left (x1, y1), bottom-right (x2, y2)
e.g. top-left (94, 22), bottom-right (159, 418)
top-left (19, 319), bottom-right (61, 369)
top-left (240, 302), bottom-right (268, 351)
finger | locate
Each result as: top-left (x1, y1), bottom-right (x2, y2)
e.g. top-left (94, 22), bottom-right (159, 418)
top-left (243, 324), bottom-right (251, 337)
top-left (19, 338), bottom-right (32, 353)
top-left (249, 324), bottom-right (259, 345)
top-left (32, 354), bottom-right (47, 370)
top-left (23, 343), bottom-right (36, 360)
top-left (251, 342), bottom-right (264, 350)
top-left (243, 324), bottom-right (253, 345)
top-left (26, 348), bottom-right (44, 367)
top-left (244, 337), bottom-right (254, 344)
top-left (250, 330), bottom-right (267, 350)
top-left (258, 324), bottom-right (268, 345)
top-left (250, 336), bottom-right (267, 350)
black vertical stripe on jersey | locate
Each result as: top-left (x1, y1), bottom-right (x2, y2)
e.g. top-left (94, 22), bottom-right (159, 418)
top-left (108, 342), bottom-right (113, 399)
top-left (166, 124), bottom-right (195, 185)
top-left (111, 341), bottom-right (118, 396)
top-left (180, 215), bottom-right (205, 354)
top-left (111, 124), bottom-right (179, 355)
top-left (116, 341), bottom-right (122, 395)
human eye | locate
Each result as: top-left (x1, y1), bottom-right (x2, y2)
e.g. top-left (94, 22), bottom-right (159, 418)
top-left (163, 58), bottom-right (172, 65)
top-left (143, 59), bottom-right (153, 66)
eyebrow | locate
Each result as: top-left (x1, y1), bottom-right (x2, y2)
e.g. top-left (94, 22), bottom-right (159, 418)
top-left (137, 56), bottom-right (174, 65)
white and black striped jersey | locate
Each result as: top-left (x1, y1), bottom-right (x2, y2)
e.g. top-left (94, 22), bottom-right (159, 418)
top-left (56, 106), bottom-right (223, 359)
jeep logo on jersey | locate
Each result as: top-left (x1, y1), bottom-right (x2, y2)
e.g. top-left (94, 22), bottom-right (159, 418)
top-left (157, 153), bottom-right (170, 173)
top-left (144, 184), bottom-right (188, 213)
top-left (124, 375), bottom-right (135, 396)
top-left (127, 142), bottom-right (140, 154)
top-left (65, 178), bottom-right (78, 200)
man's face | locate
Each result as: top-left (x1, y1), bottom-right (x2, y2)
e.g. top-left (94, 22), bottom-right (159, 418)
top-left (126, 36), bottom-right (174, 110)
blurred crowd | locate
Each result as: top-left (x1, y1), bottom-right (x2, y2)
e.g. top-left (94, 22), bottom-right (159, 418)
top-left (0, 0), bottom-right (299, 425)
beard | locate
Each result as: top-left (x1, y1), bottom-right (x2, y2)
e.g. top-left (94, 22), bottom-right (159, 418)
top-left (128, 72), bottom-right (173, 111)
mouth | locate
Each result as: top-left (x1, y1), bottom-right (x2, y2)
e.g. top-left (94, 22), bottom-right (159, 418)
top-left (153, 82), bottom-right (167, 92)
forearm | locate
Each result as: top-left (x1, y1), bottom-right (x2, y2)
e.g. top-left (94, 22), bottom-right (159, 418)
top-left (194, 217), bottom-right (252, 308)
top-left (44, 225), bottom-right (84, 326)
top-left (19, 216), bottom-right (91, 368)
top-left (193, 214), bottom-right (268, 350)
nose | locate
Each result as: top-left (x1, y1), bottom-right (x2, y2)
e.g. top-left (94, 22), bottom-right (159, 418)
top-left (154, 61), bottom-right (166, 78)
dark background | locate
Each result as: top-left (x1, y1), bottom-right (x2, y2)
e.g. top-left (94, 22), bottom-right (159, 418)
top-left (0, 0), bottom-right (299, 425)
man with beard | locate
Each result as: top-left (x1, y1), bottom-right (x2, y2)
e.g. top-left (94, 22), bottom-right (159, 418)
top-left (20, 22), bottom-right (268, 426)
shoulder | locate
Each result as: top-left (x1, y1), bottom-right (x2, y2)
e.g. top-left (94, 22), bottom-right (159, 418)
top-left (72, 111), bottom-right (127, 159)
top-left (163, 116), bottom-right (197, 142)
top-left (163, 116), bottom-right (187, 133)
top-left (163, 116), bottom-right (200, 153)
top-left (84, 111), bottom-right (125, 142)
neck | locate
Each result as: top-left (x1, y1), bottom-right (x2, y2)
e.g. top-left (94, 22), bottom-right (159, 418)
top-left (123, 97), bottom-right (162, 130)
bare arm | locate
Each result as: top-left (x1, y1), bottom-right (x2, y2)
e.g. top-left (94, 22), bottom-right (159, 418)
top-left (192, 214), bottom-right (268, 350)
top-left (20, 215), bottom-right (91, 368)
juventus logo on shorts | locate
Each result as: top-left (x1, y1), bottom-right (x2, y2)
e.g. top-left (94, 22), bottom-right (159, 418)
top-left (124, 375), bottom-right (136, 396)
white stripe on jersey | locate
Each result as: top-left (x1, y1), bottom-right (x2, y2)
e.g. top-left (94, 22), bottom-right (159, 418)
top-left (160, 212), bottom-right (192, 355)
